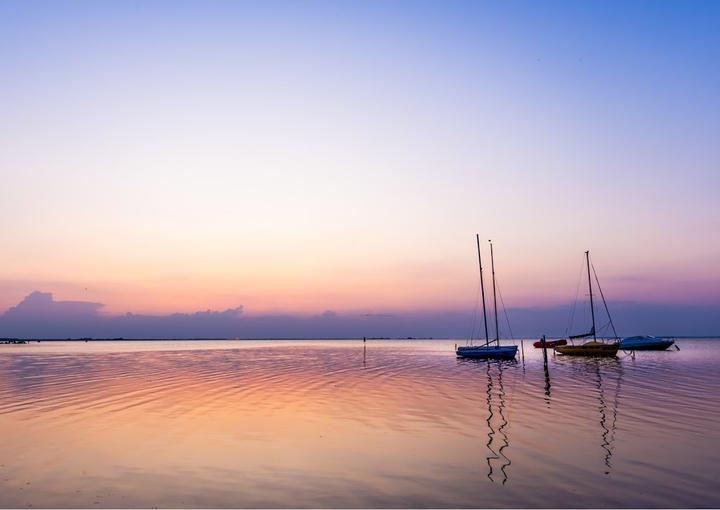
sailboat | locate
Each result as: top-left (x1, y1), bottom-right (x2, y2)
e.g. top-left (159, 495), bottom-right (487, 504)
top-left (555, 251), bottom-right (619, 357)
top-left (456, 236), bottom-right (518, 360)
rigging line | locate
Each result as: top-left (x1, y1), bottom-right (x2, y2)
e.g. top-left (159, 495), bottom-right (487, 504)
top-left (495, 276), bottom-right (515, 341)
top-left (469, 268), bottom-right (483, 344)
top-left (598, 321), bottom-right (612, 337)
top-left (566, 254), bottom-right (586, 337)
top-left (489, 240), bottom-right (500, 345)
top-left (591, 262), bottom-right (619, 339)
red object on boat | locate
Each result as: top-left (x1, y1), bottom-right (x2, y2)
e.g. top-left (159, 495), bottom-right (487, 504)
top-left (533, 339), bottom-right (568, 349)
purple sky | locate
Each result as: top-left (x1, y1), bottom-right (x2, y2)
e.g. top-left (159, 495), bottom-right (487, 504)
top-left (1, 1), bottom-right (718, 329)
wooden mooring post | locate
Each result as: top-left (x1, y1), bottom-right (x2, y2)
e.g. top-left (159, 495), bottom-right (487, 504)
top-left (541, 335), bottom-right (551, 396)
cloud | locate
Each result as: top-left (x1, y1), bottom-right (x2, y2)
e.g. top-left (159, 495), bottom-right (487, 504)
top-left (4, 291), bottom-right (104, 318)
top-left (0, 292), bottom-right (244, 339)
top-left (0, 291), bottom-right (718, 339)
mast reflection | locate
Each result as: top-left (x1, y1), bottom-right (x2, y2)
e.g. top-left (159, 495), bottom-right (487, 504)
top-left (481, 359), bottom-right (514, 484)
top-left (594, 359), bottom-right (624, 473)
top-left (561, 357), bottom-right (624, 474)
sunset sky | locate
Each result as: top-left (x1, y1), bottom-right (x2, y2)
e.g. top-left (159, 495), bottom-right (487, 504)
top-left (1, 1), bottom-right (719, 333)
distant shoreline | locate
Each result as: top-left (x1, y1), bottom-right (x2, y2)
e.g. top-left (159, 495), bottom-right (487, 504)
top-left (3, 336), bottom-right (720, 342)
top-left (1, 336), bottom-right (437, 342)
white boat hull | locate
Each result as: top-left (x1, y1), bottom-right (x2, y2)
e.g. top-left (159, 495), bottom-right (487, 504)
top-left (619, 336), bottom-right (675, 350)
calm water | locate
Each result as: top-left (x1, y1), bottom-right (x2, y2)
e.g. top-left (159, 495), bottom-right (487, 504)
top-left (0, 339), bottom-right (719, 508)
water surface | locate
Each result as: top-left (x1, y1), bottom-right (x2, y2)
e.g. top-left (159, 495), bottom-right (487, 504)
top-left (0, 339), bottom-right (718, 508)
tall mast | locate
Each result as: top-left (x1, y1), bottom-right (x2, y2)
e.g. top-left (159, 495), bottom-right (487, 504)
top-left (476, 234), bottom-right (490, 345)
top-left (586, 250), bottom-right (597, 341)
top-left (490, 240), bottom-right (500, 346)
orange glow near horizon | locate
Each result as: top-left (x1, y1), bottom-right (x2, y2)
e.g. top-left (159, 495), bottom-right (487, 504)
top-left (2, 246), bottom-right (718, 317)
top-left (2, 1), bottom-right (719, 322)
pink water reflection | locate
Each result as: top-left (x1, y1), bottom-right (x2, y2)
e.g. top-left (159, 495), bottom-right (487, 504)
top-left (0, 339), bottom-right (718, 507)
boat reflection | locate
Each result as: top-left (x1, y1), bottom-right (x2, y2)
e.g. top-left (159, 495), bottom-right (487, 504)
top-left (489, 359), bottom-right (513, 484)
top-left (558, 357), bottom-right (624, 474)
top-left (595, 359), bottom-right (624, 473)
top-left (460, 358), bottom-right (515, 484)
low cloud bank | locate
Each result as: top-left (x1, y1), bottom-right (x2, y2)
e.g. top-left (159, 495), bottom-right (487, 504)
top-left (1, 291), bottom-right (718, 339)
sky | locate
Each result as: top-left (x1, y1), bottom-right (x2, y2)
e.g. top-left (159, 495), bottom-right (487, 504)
top-left (1, 0), bottom-right (719, 336)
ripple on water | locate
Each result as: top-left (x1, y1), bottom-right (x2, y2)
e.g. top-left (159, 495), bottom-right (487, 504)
top-left (0, 339), bottom-right (719, 508)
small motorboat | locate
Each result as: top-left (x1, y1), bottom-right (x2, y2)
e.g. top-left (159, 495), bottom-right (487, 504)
top-left (619, 335), bottom-right (675, 351)
top-left (533, 339), bottom-right (567, 349)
